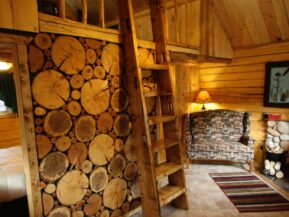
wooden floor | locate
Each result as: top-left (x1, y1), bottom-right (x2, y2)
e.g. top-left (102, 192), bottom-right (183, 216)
top-left (133, 164), bottom-right (289, 217)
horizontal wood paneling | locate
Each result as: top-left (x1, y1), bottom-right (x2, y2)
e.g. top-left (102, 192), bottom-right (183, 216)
top-left (199, 42), bottom-right (289, 165)
top-left (0, 115), bottom-right (21, 148)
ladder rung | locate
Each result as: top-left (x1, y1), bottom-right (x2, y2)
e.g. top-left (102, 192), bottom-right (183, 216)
top-left (144, 91), bottom-right (172, 97)
top-left (152, 139), bottom-right (178, 153)
top-left (158, 185), bottom-right (186, 207)
top-left (140, 63), bottom-right (169, 70)
top-left (155, 162), bottom-right (182, 181)
top-left (147, 115), bottom-right (175, 125)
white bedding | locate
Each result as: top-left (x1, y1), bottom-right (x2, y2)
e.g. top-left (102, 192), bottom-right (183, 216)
top-left (0, 146), bottom-right (26, 202)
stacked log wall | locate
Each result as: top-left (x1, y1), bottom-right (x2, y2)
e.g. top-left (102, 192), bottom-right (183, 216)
top-left (28, 33), bottom-right (142, 217)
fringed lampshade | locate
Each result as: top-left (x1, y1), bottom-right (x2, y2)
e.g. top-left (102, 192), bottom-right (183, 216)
top-left (195, 90), bottom-right (211, 110)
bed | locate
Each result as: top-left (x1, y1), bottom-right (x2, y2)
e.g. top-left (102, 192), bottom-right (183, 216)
top-left (0, 146), bottom-right (26, 203)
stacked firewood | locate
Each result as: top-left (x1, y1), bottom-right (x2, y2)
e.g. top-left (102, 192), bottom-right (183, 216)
top-left (28, 33), bottom-right (151, 217)
top-left (264, 160), bottom-right (284, 179)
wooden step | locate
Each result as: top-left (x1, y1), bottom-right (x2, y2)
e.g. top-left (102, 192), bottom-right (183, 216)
top-left (158, 185), bottom-right (186, 207)
top-left (152, 138), bottom-right (178, 153)
top-left (144, 91), bottom-right (172, 97)
top-left (155, 162), bottom-right (182, 181)
top-left (140, 63), bottom-right (169, 70)
top-left (147, 115), bottom-right (175, 125)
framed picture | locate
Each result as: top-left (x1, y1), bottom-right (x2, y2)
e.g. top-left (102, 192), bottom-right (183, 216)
top-left (264, 61), bottom-right (289, 108)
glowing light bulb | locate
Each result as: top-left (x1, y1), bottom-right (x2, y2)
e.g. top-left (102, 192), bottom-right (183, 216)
top-left (0, 61), bottom-right (13, 71)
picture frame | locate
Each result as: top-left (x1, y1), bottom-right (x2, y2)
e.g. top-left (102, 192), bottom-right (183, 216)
top-left (264, 61), bottom-right (289, 108)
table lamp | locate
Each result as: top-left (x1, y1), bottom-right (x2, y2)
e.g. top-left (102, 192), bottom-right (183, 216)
top-left (195, 90), bottom-right (211, 110)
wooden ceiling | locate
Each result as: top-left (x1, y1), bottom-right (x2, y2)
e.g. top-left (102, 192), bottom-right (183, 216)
top-left (212, 0), bottom-right (289, 48)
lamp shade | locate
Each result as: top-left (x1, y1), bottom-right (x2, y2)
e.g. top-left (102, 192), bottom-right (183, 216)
top-left (195, 90), bottom-right (211, 104)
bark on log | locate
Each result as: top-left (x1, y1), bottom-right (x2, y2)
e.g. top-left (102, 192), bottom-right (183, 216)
top-left (28, 45), bottom-right (44, 73)
top-left (32, 70), bottom-right (70, 109)
top-left (113, 114), bottom-right (131, 137)
top-left (42, 193), bottom-right (54, 216)
top-left (35, 33), bottom-right (52, 50)
top-left (124, 135), bottom-right (137, 162)
top-left (82, 65), bottom-right (94, 80)
top-left (93, 66), bottom-right (106, 79)
top-left (89, 134), bottom-right (114, 165)
top-left (70, 74), bottom-right (84, 89)
top-left (81, 79), bottom-right (110, 115)
top-left (97, 112), bottom-right (113, 133)
top-left (111, 88), bottom-right (129, 113)
top-left (68, 142), bottom-right (88, 165)
top-left (67, 101), bottom-right (81, 116)
top-left (124, 162), bottom-right (137, 181)
top-left (84, 194), bottom-right (102, 216)
top-left (103, 178), bottom-right (127, 209)
top-left (52, 36), bottom-right (85, 74)
top-left (40, 152), bottom-right (69, 181)
top-left (56, 170), bottom-right (89, 205)
top-left (102, 43), bottom-right (123, 75)
top-left (108, 154), bottom-right (126, 177)
top-left (90, 167), bottom-right (108, 193)
top-left (44, 110), bottom-right (72, 137)
top-left (55, 136), bottom-right (71, 152)
top-left (75, 115), bottom-right (96, 142)
top-left (86, 49), bottom-right (97, 64)
top-left (71, 90), bottom-right (81, 100)
top-left (36, 135), bottom-right (53, 159)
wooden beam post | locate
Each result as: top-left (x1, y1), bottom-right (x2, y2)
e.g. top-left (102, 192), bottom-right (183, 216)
top-left (59, 0), bottom-right (66, 19)
top-left (99, 0), bottom-right (105, 28)
top-left (82, 0), bottom-right (87, 24)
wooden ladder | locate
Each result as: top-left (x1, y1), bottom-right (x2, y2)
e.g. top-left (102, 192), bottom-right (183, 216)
top-left (118, 0), bottom-right (188, 216)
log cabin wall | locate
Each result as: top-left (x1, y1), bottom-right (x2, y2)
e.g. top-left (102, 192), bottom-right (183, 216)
top-left (199, 42), bottom-right (289, 166)
top-left (0, 115), bottom-right (21, 148)
top-left (27, 33), bottom-right (141, 217)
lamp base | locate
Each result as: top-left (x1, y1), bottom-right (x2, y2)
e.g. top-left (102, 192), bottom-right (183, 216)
top-left (201, 104), bottom-right (206, 110)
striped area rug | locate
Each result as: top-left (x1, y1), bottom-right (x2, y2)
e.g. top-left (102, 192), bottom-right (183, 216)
top-left (210, 172), bottom-right (289, 212)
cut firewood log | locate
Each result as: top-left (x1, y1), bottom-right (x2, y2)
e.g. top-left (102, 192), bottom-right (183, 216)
top-left (44, 183), bottom-right (56, 194)
top-left (70, 74), bottom-right (84, 89)
top-left (71, 90), bottom-right (81, 100)
top-left (81, 160), bottom-right (93, 174)
top-left (84, 194), bottom-right (102, 216)
top-left (35, 33), bottom-right (52, 50)
top-left (93, 66), bottom-right (106, 79)
top-left (82, 65), bottom-right (94, 80)
top-left (111, 209), bottom-right (123, 217)
top-left (124, 135), bottom-right (137, 162)
top-left (89, 134), bottom-right (114, 165)
top-left (86, 49), bottom-right (97, 64)
top-left (67, 101), bottom-right (81, 116)
top-left (52, 36), bottom-right (85, 74)
top-left (28, 45), bottom-right (44, 73)
top-left (97, 112), bottom-right (113, 133)
top-left (81, 79), bottom-right (110, 115)
top-left (103, 178), bottom-right (127, 209)
top-left (124, 162), bottom-right (137, 181)
top-left (100, 210), bottom-right (110, 217)
top-left (145, 97), bottom-right (155, 114)
top-left (56, 170), bottom-right (89, 205)
top-left (102, 43), bottom-right (123, 75)
top-left (42, 192), bottom-right (54, 216)
top-left (138, 48), bottom-right (154, 66)
top-left (85, 38), bottom-right (102, 49)
top-left (68, 142), bottom-right (88, 165)
top-left (48, 207), bottom-right (71, 217)
top-left (90, 167), bottom-right (108, 193)
top-left (32, 70), bottom-right (70, 109)
top-left (111, 88), bottom-right (129, 113)
top-left (131, 180), bottom-right (141, 199)
top-left (55, 136), bottom-right (71, 152)
top-left (108, 154), bottom-right (126, 177)
top-left (142, 70), bottom-right (152, 78)
top-left (36, 135), bottom-right (53, 159)
top-left (114, 138), bottom-right (124, 152)
top-left (122, 202), bottom-right (130, 214)
top-left (111, 76), bottom-right (120, 88)
top-left (34, 107), bottom-right (47, 116)
top-left (44, 110), bottom-right (72, 137)
top-left (40, 152), bottom-right (69, 181)
top-left (75, 115), bottom-right (96, 142)
top-left (113, 114), bottom-right (131, 137)
top-left (72, 211), bottom-right (84, 217)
